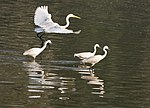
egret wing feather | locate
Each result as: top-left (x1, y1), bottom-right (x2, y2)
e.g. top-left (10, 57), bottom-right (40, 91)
top-left (82, 55), bottom-right (102, 64)
top-left (34, 6), bottom-right (54, 28)
top-left (23, 48), bottom-right (41, 57)
top-left (45, 27), bottom-right (73, 33)
top-left (74, 52), bottom-right (94, 59)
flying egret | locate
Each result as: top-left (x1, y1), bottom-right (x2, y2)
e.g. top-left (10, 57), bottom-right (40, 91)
top-left (74, 44), bottom-right (101, 59)
top-left (23, 40), bottom-right (52, 60)
top-left (81, 46), bottom-right (110, 70)
top-left (34, 5), bottom-right (81, 38)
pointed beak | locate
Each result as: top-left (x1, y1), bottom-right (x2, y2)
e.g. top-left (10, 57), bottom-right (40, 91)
top-left (74, 15), bottom-right (81, 19)
top-left (99, 46), bottom-right (102, 49)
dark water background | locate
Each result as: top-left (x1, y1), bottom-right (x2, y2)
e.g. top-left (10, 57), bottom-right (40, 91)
top-left (0, 0), bottom-right (150, 108)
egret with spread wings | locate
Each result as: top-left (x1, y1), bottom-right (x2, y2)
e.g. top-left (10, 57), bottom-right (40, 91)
top-left (34, 6), bottom-right (81, 38)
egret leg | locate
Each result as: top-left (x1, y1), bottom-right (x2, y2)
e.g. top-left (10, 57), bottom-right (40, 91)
top-left (89, 67), bottom-right (92, 72)
top-left (37, 32), bottom-right (45, 42)
top-left (37, 33), bottom-right (45, 46)
top-left (39, 37), bottom-right (44, 47)
top-left (89, 67), bottom-right (94, 74)
top-left (37, 32), bottom-right (45, 38)
top-left (37, 33), bottom-right (41, 38)
top-left (41, 41), bottom-right (44, 47)
top-left (92, 68), bottom-right (95, 73)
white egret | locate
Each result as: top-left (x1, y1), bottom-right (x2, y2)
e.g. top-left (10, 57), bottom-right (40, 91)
top-left (74, 44), bottom-right (101, 59)
top-left (34, 5), bottom-right (81, 37)
top-left (81, 46), bottom-right (110, 69)
top-left (23, 40), bottom-right (52, 60)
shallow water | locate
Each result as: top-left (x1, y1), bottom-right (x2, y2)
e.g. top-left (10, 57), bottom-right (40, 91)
top-left (0, 0), bottom-right (150, 108)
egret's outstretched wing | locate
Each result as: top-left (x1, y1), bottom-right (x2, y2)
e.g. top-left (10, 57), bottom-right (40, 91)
top-left (45, 27), bottom-right (73, 33)
top-left (34, 6), bottom-right (54, 28)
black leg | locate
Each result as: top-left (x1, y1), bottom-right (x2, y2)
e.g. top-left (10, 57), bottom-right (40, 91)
top-left (41, 40), bottom-right (44, 47)
top-left (37, 32), bottom-right (45, 41)
top-left (37, 33), bottom-right (45, 46)
top-left (37, 33), bottom-right (41, 38)
top-left (89, 67), bottom-right (92, 72)
top-left (37, 32), bottom-right (45, 38)
top-left (39, 36), bottom-right (44, 47)
top-left (89, 67), bottom-right (94, 74)
top-left (89, 68), bottom-right (91, 72)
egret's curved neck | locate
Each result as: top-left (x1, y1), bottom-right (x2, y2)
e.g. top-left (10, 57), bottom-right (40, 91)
top-left (41, 41), bottom-right (49, 51)
top-left (102, 48), bottom-right (107, 59)
top-left (93, 45), bottom-right (97, 55)
top-left (62, 15), bottom-right (70, 28)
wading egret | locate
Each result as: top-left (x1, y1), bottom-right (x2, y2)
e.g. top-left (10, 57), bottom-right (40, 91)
top-left (23, 40), bottom-right (52, 60)
top-left (74, 44), bottom-right (101, 59)
top-left (34, 5), bottom-right (81, 38)
top-left (81, 46), bottom-right (110, 69)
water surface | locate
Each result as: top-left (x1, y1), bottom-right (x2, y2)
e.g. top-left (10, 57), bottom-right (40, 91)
top-left (0, 0), bottom-right (149, 108)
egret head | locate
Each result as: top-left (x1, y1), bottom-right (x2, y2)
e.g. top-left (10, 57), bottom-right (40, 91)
top-left (68, 14), bottom-right (81, 19)
top-left (104, 46), bottom-right (110, 50)
top-left (46, 40), bottom-right (52, 44)
top-left (95, 44), bottom-right (101, 48)
top-left (45, 40), bottom-right (52, 48)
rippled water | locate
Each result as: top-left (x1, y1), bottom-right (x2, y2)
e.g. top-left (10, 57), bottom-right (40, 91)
top-left (0, 0), bottom-right (150, 108)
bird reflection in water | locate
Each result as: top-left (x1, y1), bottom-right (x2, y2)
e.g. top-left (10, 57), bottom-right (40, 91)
top-left (23, 61), bottom-right (55, 99)
top-left (78, 70), bottom-right (105, 97)
top-left (23, 61), bottom-right (76, 100)
top-left (23, 61), bottom-right (43, 72)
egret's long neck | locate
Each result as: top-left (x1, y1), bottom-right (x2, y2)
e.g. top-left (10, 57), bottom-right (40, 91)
top-left (41, 41), bottom-right (48, 51)
top-left (102, 48), bottom-right (107, 59)
top-left (93, 46), bottom-right (97, 55)
top-left (63, 15), bottom-right (70, 28)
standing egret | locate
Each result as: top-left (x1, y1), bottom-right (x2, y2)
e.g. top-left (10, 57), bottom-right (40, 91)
top-left (81, 46), bottom-right (110, 70)
top-left (74, 44), bottom-right (101, 59)
top-left (23, 40), bottom-right (52, 60)
top-left (34, 5), bottom-right (81, 38)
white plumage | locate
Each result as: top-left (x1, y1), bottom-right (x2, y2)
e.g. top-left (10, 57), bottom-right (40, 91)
top-left (23, 40), bottom-right (52, 59)
top-left (81, 46), bottom-right (110, 68)
top-left (34, 6), bottom-right (54, 28)
top-left (74, 44), bottom-right (100, 59)
top-left (34, 6), bottom-right (81, 34)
